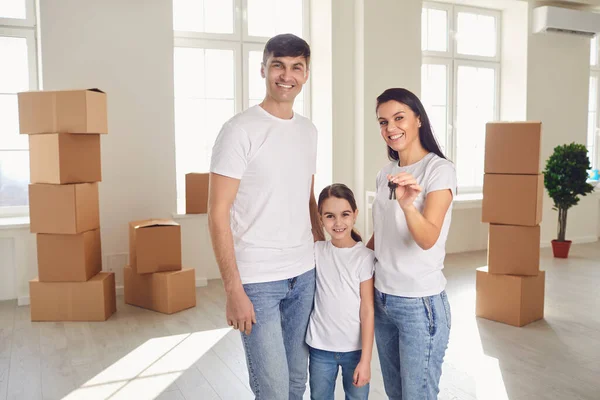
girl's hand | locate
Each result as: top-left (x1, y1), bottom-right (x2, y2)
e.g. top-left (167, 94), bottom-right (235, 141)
top-left (353, 360), bottom-right (371, 387)
top-left (387, 173), bottom-right (422, 209)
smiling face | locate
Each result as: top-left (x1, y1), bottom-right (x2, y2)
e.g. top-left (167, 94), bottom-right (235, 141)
top-left (377, 100), bottom-right (422, 154)
top-left (320, 196), bottom-right (358, 245)
top-left (261, 55), bottom-right (309, 105)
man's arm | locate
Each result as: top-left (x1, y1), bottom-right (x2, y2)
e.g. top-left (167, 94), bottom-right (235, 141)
top-left (310, 175), bottom-right (325, 242)
top-left (207, 172), bottom-right (256, 335)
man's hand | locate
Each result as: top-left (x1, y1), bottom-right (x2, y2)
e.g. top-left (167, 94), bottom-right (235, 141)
top-left (353, 360), bottom-right (371, 387)
top-left (226, 286), bottom-right (256, 335)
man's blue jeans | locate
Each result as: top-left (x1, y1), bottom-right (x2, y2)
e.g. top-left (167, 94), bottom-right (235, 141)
top-left (241, 268), bottom-right (316, 400)
top-left (374, 289), bottom-right (451, 400)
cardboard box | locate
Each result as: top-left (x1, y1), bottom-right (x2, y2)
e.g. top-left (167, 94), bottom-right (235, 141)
top-left (485, 122), bottom-right (542, 175)
top-left (29, 272), bottom-right (116, 321)
top-left (186, 173), bottom-right (209, 214)
top-left (29, 133), bottom-right (102, 184)
top-left (37, 229), bottom-right (102, 282)
top-left (482, 174), bottom-right (543, 226)
top-left (476, 267), bottom-right (545, 327)
top-left (124, 266), bottom-right (196, 314)
top-left (129, 219), bottom-right (182, 274)
top-left (29, 183), bottom-right (100, 234)
top-left (488, 224), bottom-right (540, 276)
top-left (18, 89), bottom-right (108, 135)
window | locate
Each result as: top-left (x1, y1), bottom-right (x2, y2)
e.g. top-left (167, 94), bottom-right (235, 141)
top-left (421, 2), bottom-right (500, 193)
top-left (588, 37), bottom-right (600, 172)
top-left (173, 0), bottom-right (309, 213)
top-left (0, 0), bottom-right (38, 216)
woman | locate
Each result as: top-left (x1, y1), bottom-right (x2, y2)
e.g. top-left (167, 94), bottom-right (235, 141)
top-left (366, 88), bottom-right (455, 399)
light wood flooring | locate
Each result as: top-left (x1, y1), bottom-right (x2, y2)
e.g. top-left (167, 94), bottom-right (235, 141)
top-left (0, 242), bottom-right (599, 400)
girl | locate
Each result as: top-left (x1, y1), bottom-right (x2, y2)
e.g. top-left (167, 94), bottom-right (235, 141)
top-left (367, 88), bottom-right (455, 399)
top-left (306, 184), bottom-right (375, 400)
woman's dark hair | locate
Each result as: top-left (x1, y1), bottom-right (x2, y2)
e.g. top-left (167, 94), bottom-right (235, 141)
top-left (376, 88), bottom-right (447, 162)
top-left (263, 33), bottom-right (311, 64)
top-left (317, 183), bottom-right (362, 242)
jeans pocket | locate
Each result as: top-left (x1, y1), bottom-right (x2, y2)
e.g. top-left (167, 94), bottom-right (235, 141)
top-left (440, 291), bottom-right (452, 330)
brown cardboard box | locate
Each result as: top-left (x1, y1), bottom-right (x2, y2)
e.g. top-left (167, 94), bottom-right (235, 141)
top-left (29, 133), bottom-right (102, 184)
top-left (482, 174), bottom-right (543, 226)
top-left (488, 224), bottom-right (540, 276)
top-left (124, 266), bottom-right (196, 314)
top-left (29, 272), bottom-right (116, 321)
top-left (476, 267), bottom-right (545, 327)
top-left (129, 219), bottom-right (182, 274)
top-left (485, 122), bottom-right (542, 175)
top-left (29, 183), bottom-right (100, 234)
top-left (18, 89), bottom-right (108, 135)
top-left (186, 173), bottom-right (209, 214)
top-left (37, 229), bottom-right (102, 282)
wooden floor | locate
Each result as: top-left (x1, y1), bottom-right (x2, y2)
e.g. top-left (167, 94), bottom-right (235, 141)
top-left (1, 242), bottom-right (599, 400)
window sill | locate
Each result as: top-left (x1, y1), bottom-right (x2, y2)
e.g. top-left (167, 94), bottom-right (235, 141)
top-left (453, 193), bottom-right (483, 210)
top-left (0, 216), bottom-right (30, 230)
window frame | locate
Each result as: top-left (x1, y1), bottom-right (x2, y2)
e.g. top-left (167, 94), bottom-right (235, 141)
top-left (422, 2), bottom-right (501, 194)
top-left (173, 0), bottom-right (311, 213)
top-left (0, 1), bottom-right (38, 217)
top-left (589, 39), bottom-right (600, 172)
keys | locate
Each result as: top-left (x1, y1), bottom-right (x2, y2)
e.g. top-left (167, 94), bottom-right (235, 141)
top-left (388, 181), bottom-right (398, 200)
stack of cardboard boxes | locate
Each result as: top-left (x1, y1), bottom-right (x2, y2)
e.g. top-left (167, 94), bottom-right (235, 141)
top-left (478, 122), bottom-right (546, 327)
top-left (125, 219), bottom-right (196, 314)
top-left (18, 89), bottom-right (117, 322)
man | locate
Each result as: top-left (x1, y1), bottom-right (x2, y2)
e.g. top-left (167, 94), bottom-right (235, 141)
top-left (208, 33), bottom-right (324, 400)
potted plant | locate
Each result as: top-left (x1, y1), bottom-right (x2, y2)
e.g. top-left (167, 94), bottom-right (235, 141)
top-left (543, 143), bottom-right (595, 258)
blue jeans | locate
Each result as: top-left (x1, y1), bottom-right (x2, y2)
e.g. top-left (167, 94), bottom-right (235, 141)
top-left (374, 289), bottom-right (451, 400)
top-left (309, 347), bottom-right (369, 400)
top-left (241, 268), bottom-right (316, 400)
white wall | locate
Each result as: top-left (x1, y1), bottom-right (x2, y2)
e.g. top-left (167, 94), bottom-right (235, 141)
top-left (527, 0), bottom-right (600, 245)
top-left (38, 0), bottom-right (178, 285)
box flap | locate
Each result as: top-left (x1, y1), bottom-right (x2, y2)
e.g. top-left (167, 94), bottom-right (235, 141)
top-left (131, 218), bottom-right (180, 229)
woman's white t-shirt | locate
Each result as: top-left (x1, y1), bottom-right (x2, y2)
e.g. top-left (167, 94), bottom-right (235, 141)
top-left (306, 241), bottom-right (375, 352)
top-left (372, 152), bottom-right (456, 297)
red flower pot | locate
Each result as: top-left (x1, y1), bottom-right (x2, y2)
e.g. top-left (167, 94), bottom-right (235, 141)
top-left (551, 240), bottom-right (572, 258)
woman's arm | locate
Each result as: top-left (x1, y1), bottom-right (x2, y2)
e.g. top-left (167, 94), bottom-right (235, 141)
top-left (402, 189), bottom-right (452, 250)
top-left (353, 278), bottom-right (375, 387)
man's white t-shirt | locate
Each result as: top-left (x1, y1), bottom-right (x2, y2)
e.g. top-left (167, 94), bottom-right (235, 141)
top-left (372, 152), bottom-right (456, 297)
top-left (306, 241), bottom-right (375, 352)
top-left (210, 105), bottom-right (318, 284)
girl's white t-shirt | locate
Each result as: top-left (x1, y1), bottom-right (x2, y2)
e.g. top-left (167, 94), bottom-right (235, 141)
top-left (372, 152), bottom-right (456, 297)
top-left (306, 240), bottom-right (375, 352)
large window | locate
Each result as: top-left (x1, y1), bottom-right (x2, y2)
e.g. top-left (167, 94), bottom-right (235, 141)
top-left (421, 2), bottom-right (501, 193)
top-left (0, 0), bottom-right (38, 216)
top-left (173, 0), bottom-right (309, 213)
top-left (588, 36), bottom-right (600, 172)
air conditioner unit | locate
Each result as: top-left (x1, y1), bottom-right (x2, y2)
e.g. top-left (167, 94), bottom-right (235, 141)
top-left (533, 6), bottom-right (600, 37)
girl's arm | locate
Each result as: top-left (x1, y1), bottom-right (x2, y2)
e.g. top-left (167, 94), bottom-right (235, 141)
top-left (366, 234), bottom-right (374, 251)
top-left (353, 278), bottom-right (375, 387)
top-left (402, 189), bottom-right (452, 250)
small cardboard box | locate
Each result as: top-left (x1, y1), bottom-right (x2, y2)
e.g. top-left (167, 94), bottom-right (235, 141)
top-left (29, 183), bottom-right (100, 234)
top-left (482, 174), bottom-right (543, 226)
top-left (476, 267), bottom-right (545, 327)
top-left (488, 224), bottom-right (540, 276)
top-left (29, 272), bottom-right (116, 321)
top-left (186, 173), bottom-right (209, 214)
top-left (124, 266), bottom-right (196, 314)
top-left (37, 229), bottom-right (102, 282)
top-left (18, 89), bottom-right (108, 134)
top-left (129, 219), bottom-right (182, 274)
top-left (485, 122), bottom-right (542, 175)
top-left (29, 132), bottom-right (102, 184)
